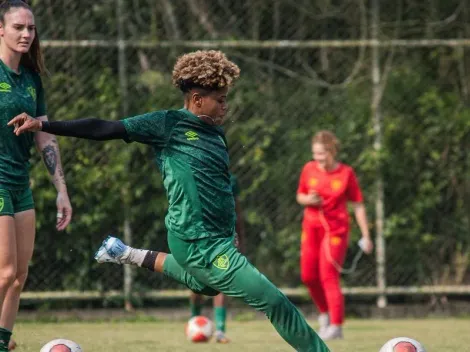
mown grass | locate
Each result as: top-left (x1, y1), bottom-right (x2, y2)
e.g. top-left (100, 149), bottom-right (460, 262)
top-left (13, 318), bottom-right (469, 351)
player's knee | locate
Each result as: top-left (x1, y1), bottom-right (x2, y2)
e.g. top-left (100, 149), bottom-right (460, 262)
top-left (11, 271), bottom-right (28, 292)
top-left (301, 272), bottom-right (319, 287)
top-left (0, 266), bottom-right (17, 290)
top-left (320, 274), bottom-right (341, 290)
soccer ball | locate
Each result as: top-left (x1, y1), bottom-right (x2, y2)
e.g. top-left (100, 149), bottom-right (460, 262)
top-left (379, 337), bottom-right (426, 352)
top-left (185, 315), bottom-right (214, 342)
top-left (40, 339), bottom-right (83, 352)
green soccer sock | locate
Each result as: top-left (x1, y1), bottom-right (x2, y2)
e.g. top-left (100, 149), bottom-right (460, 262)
top-left (0, 327), bottom-right (11, 352)
top-left (190, 301), bottom-right (202, 317)
top-left (214, 306), bottom-right (226, 332)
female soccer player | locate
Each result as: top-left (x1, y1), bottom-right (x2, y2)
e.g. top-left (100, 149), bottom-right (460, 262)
top-left (188, 173), bottom-right (244, 343)
top-left (0, 1), bottom-right (72, 350)
top-left (296, 130), bottom-right (373, 340)
top-left (9, 50), bottom-right (330, 351)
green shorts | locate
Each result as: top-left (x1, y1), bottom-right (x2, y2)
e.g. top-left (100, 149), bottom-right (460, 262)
top-left (0, 188), bottom-right (35, 217)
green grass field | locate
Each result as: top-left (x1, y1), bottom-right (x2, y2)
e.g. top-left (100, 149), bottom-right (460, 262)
top-left (13, 318), bottom-right (470, 351)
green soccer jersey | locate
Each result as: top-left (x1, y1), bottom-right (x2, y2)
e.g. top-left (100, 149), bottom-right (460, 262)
top-left (0, 60), bottom-right (46, 190)
top-left (230, 173), bottom-right (240, 198)
top-left (122, 108), bottom-right (236, 240)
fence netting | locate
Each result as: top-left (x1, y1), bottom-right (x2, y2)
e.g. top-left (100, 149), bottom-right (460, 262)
top-left (22, 0), bottom-right (470, 301)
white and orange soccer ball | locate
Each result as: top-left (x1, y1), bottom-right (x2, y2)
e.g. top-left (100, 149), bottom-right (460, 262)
top-left (185, 315), bottom-right (214, 342)
top-left (40, 339), bottom-right (83, 352)
top-left (379, 337), bottom-right (426, 352)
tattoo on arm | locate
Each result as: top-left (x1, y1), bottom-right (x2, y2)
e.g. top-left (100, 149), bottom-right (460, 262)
top-left (55, 167), bottom-right (66, 186)
top-left (42, 145), bottom-right (57, 176)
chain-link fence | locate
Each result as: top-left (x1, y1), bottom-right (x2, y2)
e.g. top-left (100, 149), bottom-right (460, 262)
top-left (21, 0), bottom-right (470, 306)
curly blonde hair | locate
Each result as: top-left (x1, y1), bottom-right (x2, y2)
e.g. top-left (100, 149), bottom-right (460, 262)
top-left (172, 50), bottom-right (240, 92)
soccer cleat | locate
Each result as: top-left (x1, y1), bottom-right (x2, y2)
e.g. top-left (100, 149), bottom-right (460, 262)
top-left (214, 330), bottom-right (230, 344)
top-left (8, 338), bottom-right (16, 351)
top-left (319, 325), bottom-right (343, 340)
top-left (94, 235), bottom-right (131, 264)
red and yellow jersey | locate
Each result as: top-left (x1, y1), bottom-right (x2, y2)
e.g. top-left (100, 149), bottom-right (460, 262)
top-left (297, 161), bottom-right (363, 235)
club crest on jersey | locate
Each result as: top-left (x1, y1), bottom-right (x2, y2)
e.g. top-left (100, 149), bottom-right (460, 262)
top-left (27, 86), bottom-right (37, 101)
top-left (331, 179), bottom-right (342, 191)
top-left (309, 178), bottom-right (318, 187)
top-left (213, 254), bottom-right (230, 270)
top-left (0, 198), bottom-right (4, 212)
top-left (185, 131), bottom-right (199, 141)
top-left (330, 236), bottom-right (342, 246)
top-left (0, 82), bottom-right (11, 93)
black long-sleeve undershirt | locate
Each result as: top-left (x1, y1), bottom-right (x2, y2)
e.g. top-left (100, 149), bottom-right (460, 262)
top-left (41, 119), bottom-right (128, 141)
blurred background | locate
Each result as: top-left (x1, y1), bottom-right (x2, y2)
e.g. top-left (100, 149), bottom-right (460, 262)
top-left (25, 0), bottom-right (469, 312)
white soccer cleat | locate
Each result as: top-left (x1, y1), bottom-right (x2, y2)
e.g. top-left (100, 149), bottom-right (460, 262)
top-left (214, 330), bottom-right (230, 344)
top-left (319, 325), bottom-right (343, 340)
top-left (318, 313), bottom-right (330, 336)
top-left (94, 235), bottom-right (131, 264)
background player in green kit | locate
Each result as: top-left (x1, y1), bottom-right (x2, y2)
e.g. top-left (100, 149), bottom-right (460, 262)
top-left (189, 173), bottom-right (245, 343)
top-left (0, 1), bottom-right (72, 351)
top-left (9, 50), bottom-right (330, 352)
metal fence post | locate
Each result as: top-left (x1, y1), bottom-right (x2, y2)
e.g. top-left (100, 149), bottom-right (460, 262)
top-left (116, 0), bottom-right (133, 311)
top-left (371, 0), bottom-right (387, 308)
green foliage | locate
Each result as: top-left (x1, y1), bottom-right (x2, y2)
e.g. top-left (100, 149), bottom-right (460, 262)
top-left (24, 0), bottom-right (470, 293)
top-left (27, 51), bottom-right (470, 291)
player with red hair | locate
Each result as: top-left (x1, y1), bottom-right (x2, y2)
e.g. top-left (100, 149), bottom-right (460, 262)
top-left (296, 130), bottom-right (373, 340)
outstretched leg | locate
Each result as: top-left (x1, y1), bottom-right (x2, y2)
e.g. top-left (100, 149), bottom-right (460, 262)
top-left (95, 235), bottom-right (329, 351)
top-left (95, 236), bottom-right (218, 296)
top-left (167, 238), bottom-right (330, 352)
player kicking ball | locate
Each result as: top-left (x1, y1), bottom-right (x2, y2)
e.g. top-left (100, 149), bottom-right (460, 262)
top-left (9, 50), bottom-right (330, 352)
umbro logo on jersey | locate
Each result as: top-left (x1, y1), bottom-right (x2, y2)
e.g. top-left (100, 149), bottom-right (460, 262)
top-left (27, 86), bottom-right (37, 101)
top-left (218, 135), bottom-right (226, 147)
top-left (0, 82), bottom-right (11, 93)
top-left (185, 131), bottom-right (199, 141)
